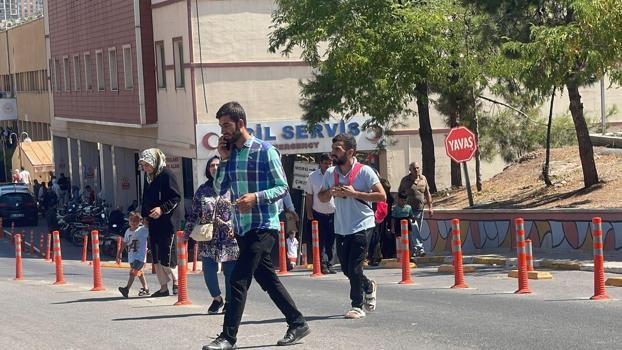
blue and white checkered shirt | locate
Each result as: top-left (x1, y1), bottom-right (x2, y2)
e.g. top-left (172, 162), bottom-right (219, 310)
top-left (213, 136), bottom-right (287, 236)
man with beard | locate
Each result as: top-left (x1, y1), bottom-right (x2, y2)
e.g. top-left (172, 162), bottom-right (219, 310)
top-left (398, 161), bottom-right (433, 258)
top-left (204, 102), bottom-right (309, 350)
top-left (318, 133), bottom-right (386, 319)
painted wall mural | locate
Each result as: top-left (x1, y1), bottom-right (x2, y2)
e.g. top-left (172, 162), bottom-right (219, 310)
top-left (420, 212), bottom-right (622, 253)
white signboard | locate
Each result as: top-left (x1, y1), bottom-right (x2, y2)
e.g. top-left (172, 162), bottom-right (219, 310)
top-left (195, 116), bottom-right (383, 160)
top-left (292, 161), bottom-right (318, 190)
top-left (0, 99), bottom-right (17, 120)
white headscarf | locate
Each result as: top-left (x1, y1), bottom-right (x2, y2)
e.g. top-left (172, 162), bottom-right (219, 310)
top-left (139, 148), bottom-right (166, 183)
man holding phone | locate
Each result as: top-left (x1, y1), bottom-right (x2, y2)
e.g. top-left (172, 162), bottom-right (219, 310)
top-left (204, 102), bottom-right (309, 350)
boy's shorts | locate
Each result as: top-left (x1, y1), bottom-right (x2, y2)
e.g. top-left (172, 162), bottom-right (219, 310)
top-left (130, 260), bottom-right (145, 270)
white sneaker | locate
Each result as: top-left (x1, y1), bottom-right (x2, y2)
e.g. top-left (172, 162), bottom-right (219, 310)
top-left (364, 279), bottom-right (377, 312)
top-left (344, 307), bottom-right (366, 319)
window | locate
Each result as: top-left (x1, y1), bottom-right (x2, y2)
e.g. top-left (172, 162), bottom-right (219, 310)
top-left (54, 59), bottom-right (61, 92)
top-left (95, 50), bottom-right (104, 91)
top-left (72, 55), bottom-right (81, 91)
top-left (84, 53), bottom-right (92, 90)
top-left (62, 56), bottom-right (70, 91)
top-left (108, 48), bottom-right (118, 91)
top-left (49, 59), bottom-right (56, 91)
top-left (122, 45), bottom-right (133, 90)
top-left (155, 41), bottom-right (166, 88)
top-left (173, 38), bottom-right (184, 88)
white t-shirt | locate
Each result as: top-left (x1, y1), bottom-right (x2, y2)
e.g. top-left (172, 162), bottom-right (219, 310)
top-left (304, 169), bottom-right (335, 214)
top-left (19, 170), bottom-right (31, 184)
top-left (286, 237), bottom-right (298, 259)
top-left (123, 226), bottom-right (149, 263)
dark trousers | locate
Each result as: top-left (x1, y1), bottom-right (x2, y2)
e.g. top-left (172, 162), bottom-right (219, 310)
top-left (336, 228), bottom-right (373, 309)
top-left (314, 210), bottom-right (335, 266)
top-left (223, 229), bottom-right (306, 344)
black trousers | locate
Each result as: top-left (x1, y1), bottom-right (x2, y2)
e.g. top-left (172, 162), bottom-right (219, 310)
top-left (148, 232), bottom-right (176, 268)
top-left (314, 210), bottom-right (335, 266)
top-left (223, 229), bottom-right (306, 344)
top-left (336, 228), bottom-right (373, 309)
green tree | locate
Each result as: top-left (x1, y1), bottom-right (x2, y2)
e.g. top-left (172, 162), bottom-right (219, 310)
top-left (269, 0), bottom-right (454, 193)
top-left (466, 0), bottom-right (622, 188)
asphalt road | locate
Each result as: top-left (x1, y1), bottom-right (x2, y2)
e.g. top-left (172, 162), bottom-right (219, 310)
top-left (1, 233), bottom-right (621, 350)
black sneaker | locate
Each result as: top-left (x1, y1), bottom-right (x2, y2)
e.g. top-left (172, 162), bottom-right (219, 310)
top-left (327, 267), bottom-right (337, 274)
top-left (203, 334), bottom-right (237, 350)
top-left (276, 323), bottom-right (311, 346)
top-left (207, 298), bottom-right (224, 314)
top-left (150, 289), bottom-right (170, 298)
top-left (172, 284), bottom-right (178, 295)
top-left (118, 286), bottom-right (129, 298)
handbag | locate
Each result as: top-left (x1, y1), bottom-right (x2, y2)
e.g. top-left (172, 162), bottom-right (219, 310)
top-left (190, 197), bottom-right (218, 242)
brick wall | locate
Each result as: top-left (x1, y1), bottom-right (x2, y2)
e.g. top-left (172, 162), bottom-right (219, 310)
top-left (48, 0), bottom-right (156, 124)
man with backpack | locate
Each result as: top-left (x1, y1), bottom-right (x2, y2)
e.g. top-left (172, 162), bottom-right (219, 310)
top-left (318, 133), bottom-right (386, 319)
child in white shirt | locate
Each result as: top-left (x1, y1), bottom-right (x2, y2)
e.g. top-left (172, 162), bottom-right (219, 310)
top-left (286, 231), bottom-right (299, 271)
top-left (118, 212), bottom-right (150, 297)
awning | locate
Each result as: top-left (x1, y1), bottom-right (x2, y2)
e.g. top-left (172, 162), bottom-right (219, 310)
top-left (12, 140), bottom-right (54, 182)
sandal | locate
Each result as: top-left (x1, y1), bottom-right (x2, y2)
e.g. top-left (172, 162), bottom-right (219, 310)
top-left (138, 288), bottom-right (150, 296)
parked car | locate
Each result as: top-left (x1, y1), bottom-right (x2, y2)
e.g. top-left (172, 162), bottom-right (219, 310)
top-left (0, 191), bottom-right (38, 226)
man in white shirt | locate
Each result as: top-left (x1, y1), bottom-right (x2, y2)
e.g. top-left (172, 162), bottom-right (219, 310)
top-left (305, 153), bottom-right (337, 274)
top-left (19, 167), bottom-right (31, 187)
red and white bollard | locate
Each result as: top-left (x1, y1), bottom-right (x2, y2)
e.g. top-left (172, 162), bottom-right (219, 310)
top-left (52, 231), bottom-right (65, 285)
top-left (450, 219), bottom-right (468, 289)
top-left (14, 233), bottom-right (23, 280)
top-left (90, 230), bottom-right (105, 291)
top-left (82, 234), bottom-right (89, 263)
top-left (399, 220), bottom-right (414, 285)
top-left (311, 220), bottom-right (323, 277)
top-left (514, 218), bottom-right (531, 294)
top-left (278, 222), bottom-right (289, 275)
top-left (525, 239), bottom-right (534, 272)
top-left (590, 217), bottom-right (609, 300)
top-left (301, 243), bottom-right (308, 266)
top-left (174, 231), bottom-right (192, 306)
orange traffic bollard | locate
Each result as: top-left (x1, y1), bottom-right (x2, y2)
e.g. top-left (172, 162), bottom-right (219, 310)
top-left (82, 234), bottom-right (89, 263)
top-left (174, 231), bottom-right (192, 305)
top-left (45, 233), bottom-right (52, 262)
top-left (525, 239), bottom-right (534, 272)
top-left (310, 220), bottom-right (323, 277)
top-left (451, 219), bottom-right (468, 289)
top-left (191, 241), bottom-right (199, 273)
top-left (399, 220), bottom-right (414, 284)
top-left (278, 222), bottom-right (289, 275)
top-left (590, 217), bottom-right (609, 300)
top-left (14, 233), bottom-right (23, 280)
top-left (29, 230), bottom-right (34, 255)
top-left (90, 230), bottom-right (105, 291)
top-left (52, 231), bottom-right (65, 285)
top-left (395, 235), bottom-right (401, 262)
top-left (39, 233), bottom-right (45, 258)
top-left (514, 218), bottom-right (531, 294)
top-left (301, 243), bottom-right (308, 266)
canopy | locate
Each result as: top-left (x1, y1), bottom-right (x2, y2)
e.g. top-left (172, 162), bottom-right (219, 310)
top-left (12, 140), bottom-right (54, 184)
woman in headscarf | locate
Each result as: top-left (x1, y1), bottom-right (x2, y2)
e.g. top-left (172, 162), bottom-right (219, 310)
top-left (139, 148), bottom-right (182, 297)
top-left (184, 156), bottom-right (239, 314)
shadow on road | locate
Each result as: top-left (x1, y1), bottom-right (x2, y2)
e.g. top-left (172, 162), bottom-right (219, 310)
top-left (112, 313), bottom-right (205, 321)
top-left (52, 296), bottom-right (128, 304)
top-left (241, 314), bottom-right (342, 326)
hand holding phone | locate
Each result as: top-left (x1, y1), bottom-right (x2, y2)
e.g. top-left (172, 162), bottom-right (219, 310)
top-left (218, 136), bottom-right (232, 160)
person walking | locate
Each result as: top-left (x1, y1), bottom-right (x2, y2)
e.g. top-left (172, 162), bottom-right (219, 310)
top-left (203, 102), bottom-right (309, 350)
top-left (118, 211), bottom-right (150, 298)
top-left (318, 133), bottom-right (386, 319)
top-left (398, 161), bottom-right (433, 258)
top-left (139, 148), bottom-right (181, 297)
top-left (184, 156), bottom-right (239, 315)
top-left (304, 153), bottom-right (336, 274)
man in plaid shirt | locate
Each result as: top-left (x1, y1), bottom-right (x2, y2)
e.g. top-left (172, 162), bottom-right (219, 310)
top-left (204, 102), bottom-right (309, 350)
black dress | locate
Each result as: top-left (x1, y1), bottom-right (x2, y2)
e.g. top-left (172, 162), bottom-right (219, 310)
top-left (141, 168), bottom-right (182, 267)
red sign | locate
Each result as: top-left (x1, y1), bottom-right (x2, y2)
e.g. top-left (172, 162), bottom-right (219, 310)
top-left (445, 126), bottom-right (477, 163)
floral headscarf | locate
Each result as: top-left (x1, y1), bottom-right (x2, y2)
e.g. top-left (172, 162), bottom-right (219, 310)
top-left (139, 148), bottom-right (166, 183)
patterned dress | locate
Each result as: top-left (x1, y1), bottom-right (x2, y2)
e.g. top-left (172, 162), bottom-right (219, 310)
top-left (184, 183), bottom-right (239, 263)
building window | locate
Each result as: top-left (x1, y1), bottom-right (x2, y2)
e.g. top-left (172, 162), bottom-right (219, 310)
top-left (54, 59), bottom-right (61, 92)
top-left (155, 41), bottom-right (166, 88)
top-left (72, 55), bottom-right (81, 91)
top-left (108, 48), bottom-right (118, 91)
top-left (96, 50), bottom-right (104, 91)
top-left (63, 56), bottom-right (70, 91)
top-left (173, 38), bottom-right (184, 88)
top-left (84, 52), bottom-right (92, 90)
top-left (122, 45), bottom-right (133, 90)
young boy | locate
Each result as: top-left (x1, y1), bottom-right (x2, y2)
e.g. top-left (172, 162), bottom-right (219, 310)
top-left (391, 192), bottom-right (425, 260)
top-left (118, 211), bottom-right (150, 297)
top-left (286, 230), bottom-right (299, 271)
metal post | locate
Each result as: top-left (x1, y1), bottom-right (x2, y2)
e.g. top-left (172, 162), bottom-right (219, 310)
top-left (600, 78), bottom-right (606, 134)
top-left (462, 162), bottom-right (474, 207)
top-left (298, 191), bottom-right (305, 265)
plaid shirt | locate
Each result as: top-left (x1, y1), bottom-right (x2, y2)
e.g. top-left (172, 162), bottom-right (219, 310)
top-left (213, 136), bottom-right (287, 236)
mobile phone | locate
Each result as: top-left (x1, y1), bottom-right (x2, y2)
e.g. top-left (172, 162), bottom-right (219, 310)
top-left (224, 140), bottom-right (231, 150)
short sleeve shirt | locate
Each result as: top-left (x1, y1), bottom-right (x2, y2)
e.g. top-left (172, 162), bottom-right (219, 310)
top-left (323, 161), bottom-right (380, 235)
top-left (304, 169), bottom-right (335, 214)
top-left (399, 175), bottom-right (429, 210)
top-left (124, 226), bottom-right (149, 263)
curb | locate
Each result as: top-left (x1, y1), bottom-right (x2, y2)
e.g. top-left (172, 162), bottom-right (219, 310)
top-left (606, 277), bottom-right (622, 287)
